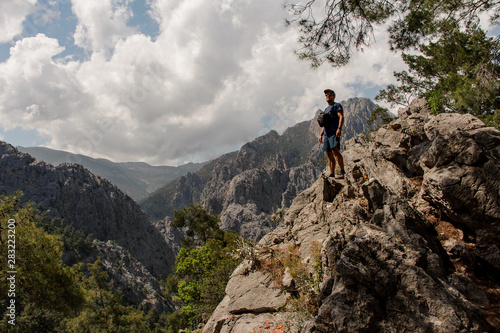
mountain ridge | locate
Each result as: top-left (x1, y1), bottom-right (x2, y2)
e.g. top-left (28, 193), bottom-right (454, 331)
top-left (0, 97), bottom-right (381, 316)
top-left (0, 143), bottom-right (178, 311)
top-left (16, 145), bottom-right (206, 201)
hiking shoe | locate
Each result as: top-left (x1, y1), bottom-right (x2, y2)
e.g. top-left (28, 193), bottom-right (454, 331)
top-left (328, 173), bottom-right (335, 178)
top-left (334, 170), bottom-right (345, 179)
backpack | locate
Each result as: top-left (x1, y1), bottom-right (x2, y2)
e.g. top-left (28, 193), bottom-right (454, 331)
top-left (317, 111), bottom-right (332, 127)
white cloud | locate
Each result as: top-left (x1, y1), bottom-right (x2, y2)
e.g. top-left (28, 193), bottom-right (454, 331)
top-left (0, 0), bottom-right (406, 165)
top-left (72, 0), bottom-right (136, 53)
top-left (0, 34), bottom-right (95, 139)
top-left (0, 0), bottom-right (37, 43)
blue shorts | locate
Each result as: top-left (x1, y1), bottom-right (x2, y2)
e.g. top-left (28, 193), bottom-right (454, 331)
top-left (323, 134), bottom-right (341, 152)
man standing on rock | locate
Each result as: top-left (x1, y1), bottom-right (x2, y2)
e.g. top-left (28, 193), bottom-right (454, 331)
top-left (318, 89), bottom-right (345, 179)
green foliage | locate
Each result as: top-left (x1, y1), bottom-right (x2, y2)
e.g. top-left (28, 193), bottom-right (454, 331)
top-left (166, 204), bottom-right (242, 332)
top-left (172, 203), bottom-right (224, 248)
top-left (479, 111), bottom-right (500, 129)
top-left (367, 107), bottom-right (395, 130)
top-left (284, 242), bottom-right (324, 331)
top-left (377, 23), bottom-right (500, 123)
top-left (375, 71), bottom-right (421, 107)
top-left (0, 192), bottom-right (86, 331)
top-left (286, 0), bottom-right (397, 68)
top-left (64, 259), bottom-right (152, 333)
top-left (287, 0), bottom-right (500, 128)
top-left (165, 310), bottom-right (189, 333)
top-left (271, 207), bottom-right (286, 225)
top-left (286, 0), bottom-right (499, 67)
top-left (34, 215), bottom-right (93, 260)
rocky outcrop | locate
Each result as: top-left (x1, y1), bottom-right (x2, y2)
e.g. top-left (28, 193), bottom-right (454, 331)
top-left (209, 157), bottom-right (323, 240)
top-left (141, 97), bottom-right (380, 240)
top-left (341, 97), bottom-right (382, 142)
top-left (202, 100), bottom-right (500, 332)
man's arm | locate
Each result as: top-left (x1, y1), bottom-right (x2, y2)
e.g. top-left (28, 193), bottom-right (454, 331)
top-left (336, 109), bottom-right (344, 138)
top-left (318, 128), bottom-right (324, 143)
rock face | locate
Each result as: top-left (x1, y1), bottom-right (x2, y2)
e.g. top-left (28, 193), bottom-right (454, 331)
top-left (141, 97), bottom-right (380, 240)
top-left (91, 240), bottom-right (174, 312)
top-left (202, 100), bottom-right (500, 332)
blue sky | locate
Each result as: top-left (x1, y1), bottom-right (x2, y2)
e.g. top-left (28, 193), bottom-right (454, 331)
top-left (0, 1), bottom-right (495, 165)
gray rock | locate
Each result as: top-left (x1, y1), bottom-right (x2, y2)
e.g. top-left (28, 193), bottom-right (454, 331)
top-left (91, 240), bottom-right (175, 312)
top-left (225, 270), bottom-right (289, 314)
top-left (420, 121), bottom-right (500, 271)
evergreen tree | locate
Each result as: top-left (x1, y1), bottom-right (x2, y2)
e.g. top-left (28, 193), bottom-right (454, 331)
top-left (286, 0), bottom-right (499, 67)
top-left (377, 23), bottom-right (500, 120)
top-left (172, 202), bottom-right (224, 247)
top-left (64, 259), bottom-right (151, 332)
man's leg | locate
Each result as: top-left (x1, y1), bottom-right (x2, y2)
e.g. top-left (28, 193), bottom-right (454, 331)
top-left (327, 150), bottom-right (336, 176)
top-left (332, 146), bottom-right (344, 178)
top-left (332, 146), bottom-right (344, 171)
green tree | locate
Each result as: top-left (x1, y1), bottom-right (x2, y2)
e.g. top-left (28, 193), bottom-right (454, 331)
top-left (0, 193), bottom-right (160, 332)
top-left (286, 0), bottom-right (499, 67)
top-left (34, 215), bottom-right (93, 261)
top-left (172, 203), bottom-right (224, 248)
top-left (367, 106), bottom-right (394, 130)
top-left (64, 259), bottom-right (151, 333)
top-left (377, 23), bottom-right (500, 118)
top-left (166, 204), bottom-right (241, 332)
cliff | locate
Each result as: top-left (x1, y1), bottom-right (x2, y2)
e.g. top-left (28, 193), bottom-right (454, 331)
top-left (202, 100), bottom-right (500, 332)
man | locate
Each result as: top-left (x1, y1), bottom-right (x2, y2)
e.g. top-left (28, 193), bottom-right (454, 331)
top-left (318, 89), bottom-right (345, 179)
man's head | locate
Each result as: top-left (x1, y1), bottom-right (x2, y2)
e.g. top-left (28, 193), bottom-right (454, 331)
top-left (324, 89), bottom-right (335, 105)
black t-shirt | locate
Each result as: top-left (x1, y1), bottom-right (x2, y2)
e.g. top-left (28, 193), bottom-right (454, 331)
top-left (323, 102), bottom-right (343, 136)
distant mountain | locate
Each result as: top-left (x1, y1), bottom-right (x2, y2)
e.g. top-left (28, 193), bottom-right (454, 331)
top-left (16, 146), bottom-right (206, 201)
top-left (140, 97), bottom-right (381, 240)
top-left (0, 142), bottom-right (177, 311)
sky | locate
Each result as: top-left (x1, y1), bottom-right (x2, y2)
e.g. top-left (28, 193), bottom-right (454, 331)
top-left (0, 0), bottom-right (493, 166)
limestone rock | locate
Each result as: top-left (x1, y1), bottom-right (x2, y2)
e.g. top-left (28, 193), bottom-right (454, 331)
top-left (225, 270), bottom-right (289, 314)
